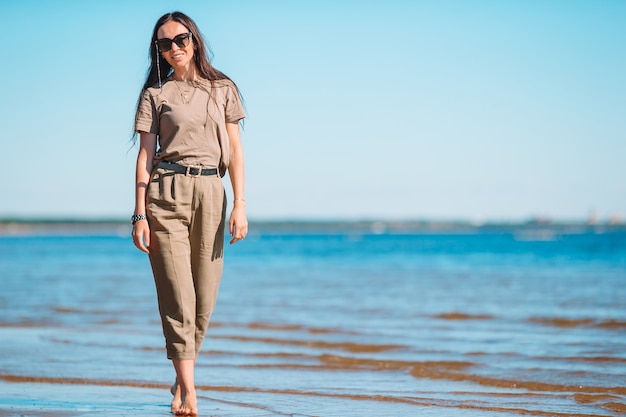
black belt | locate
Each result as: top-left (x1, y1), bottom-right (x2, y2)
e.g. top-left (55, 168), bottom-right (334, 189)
top-left (157, 161), bottom-right (218, 177)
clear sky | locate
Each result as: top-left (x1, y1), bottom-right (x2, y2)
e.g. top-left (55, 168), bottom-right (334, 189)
top-left (1, 0), bottom-right (624, 222)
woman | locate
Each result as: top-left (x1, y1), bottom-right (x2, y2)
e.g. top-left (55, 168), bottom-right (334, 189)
top-left (131, 11), bottom-right (247, 416)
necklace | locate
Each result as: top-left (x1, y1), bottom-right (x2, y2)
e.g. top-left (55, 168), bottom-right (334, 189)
top-left (173, 80), bottom-right (194, 104)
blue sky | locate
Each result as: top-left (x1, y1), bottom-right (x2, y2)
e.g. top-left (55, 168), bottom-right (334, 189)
top-left (1, 0), bottom-right (624, 222)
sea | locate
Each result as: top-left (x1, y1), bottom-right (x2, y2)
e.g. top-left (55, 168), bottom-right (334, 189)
top-left (0, 221), bottom-right (624, 417)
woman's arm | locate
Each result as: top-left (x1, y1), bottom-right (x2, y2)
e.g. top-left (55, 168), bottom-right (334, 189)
top-left (226, 121), bottom-right (248, 244)
top-left (132, 132), bottom-right (157, 253)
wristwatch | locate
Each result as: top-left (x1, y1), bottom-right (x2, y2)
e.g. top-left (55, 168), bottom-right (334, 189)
top-left (131, 214), bottom-right (147, 224)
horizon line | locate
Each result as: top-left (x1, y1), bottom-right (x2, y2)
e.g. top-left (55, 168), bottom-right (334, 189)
top-left (0, 216), bottom-right (624, 227)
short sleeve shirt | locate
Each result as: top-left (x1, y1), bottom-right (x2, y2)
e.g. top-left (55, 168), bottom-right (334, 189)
top-left (135, 78), bottom-right (245, 169)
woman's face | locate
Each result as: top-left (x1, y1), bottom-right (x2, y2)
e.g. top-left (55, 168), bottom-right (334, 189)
top-left (156, 21), bottom-right (195, 71)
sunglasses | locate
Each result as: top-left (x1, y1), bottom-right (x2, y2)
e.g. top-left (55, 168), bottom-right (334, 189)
top-left (155, 32), bottom-right (193, 52)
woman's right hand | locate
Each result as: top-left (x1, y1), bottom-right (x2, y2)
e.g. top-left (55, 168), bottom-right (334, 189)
top-left (132, 219), bottom-right (150, 253)
top-left (133, 132), bottom-right (157, 254)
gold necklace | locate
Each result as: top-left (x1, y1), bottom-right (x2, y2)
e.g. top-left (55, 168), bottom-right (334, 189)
top-left (173, 80), bottom-right (194, 104)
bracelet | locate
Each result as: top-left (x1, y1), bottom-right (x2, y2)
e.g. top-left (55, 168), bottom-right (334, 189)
top-left (234, 198), bottom-right (246, 202)
top-left (131, 214), bottom-right (147, 224)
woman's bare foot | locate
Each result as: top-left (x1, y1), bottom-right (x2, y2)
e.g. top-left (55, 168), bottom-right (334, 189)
top-left (171, 359), bottom-right (198, 415)
top-left (170, 381), bottom-right (182, 414)
top-left (176, 391), bottom-right (198, 416)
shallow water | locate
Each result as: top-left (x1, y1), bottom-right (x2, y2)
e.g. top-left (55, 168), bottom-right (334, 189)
top-left (0, 226), bottom-right (624, 416)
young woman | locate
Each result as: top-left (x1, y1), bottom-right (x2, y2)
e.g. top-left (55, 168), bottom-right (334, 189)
top-left (131, 11), bottom-right (247, 416)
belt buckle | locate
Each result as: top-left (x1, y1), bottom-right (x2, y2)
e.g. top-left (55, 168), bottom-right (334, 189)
top-left (185, 165), bottom-right (202, 177)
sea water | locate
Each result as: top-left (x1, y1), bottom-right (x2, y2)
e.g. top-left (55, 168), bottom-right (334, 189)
top-left (0, 225), bottom-right (624, 416)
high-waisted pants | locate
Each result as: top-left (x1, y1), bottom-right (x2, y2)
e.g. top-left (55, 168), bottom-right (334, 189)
top-left (146, 167), bottom-right (226, 360)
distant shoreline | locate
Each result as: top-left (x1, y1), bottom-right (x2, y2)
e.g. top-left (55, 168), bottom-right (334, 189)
top-left (1, 218), bottom-right (624, 236)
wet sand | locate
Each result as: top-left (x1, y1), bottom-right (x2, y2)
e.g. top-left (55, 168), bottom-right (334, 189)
top-left (1, 317), bottom-right (624, 416)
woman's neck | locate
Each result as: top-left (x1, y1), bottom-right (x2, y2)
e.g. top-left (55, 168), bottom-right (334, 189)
top-left (171, 64), bottom-right (198, 82)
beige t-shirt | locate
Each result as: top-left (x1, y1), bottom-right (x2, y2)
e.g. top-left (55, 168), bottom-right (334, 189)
top-left (135, 77), bottom-right (245, 175)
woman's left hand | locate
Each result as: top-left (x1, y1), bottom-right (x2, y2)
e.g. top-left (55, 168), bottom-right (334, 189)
top-left (225, 121), bottom-right (247, 245)
top-left (229, 203), bottom-right (248, 244)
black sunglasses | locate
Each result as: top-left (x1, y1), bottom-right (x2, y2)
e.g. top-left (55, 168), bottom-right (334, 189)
top-left (155, 32), bottom-right (192, 52)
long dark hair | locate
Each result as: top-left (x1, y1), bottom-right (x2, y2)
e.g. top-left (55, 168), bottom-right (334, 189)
top-left (143, 11), bottom-right (234, 89)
